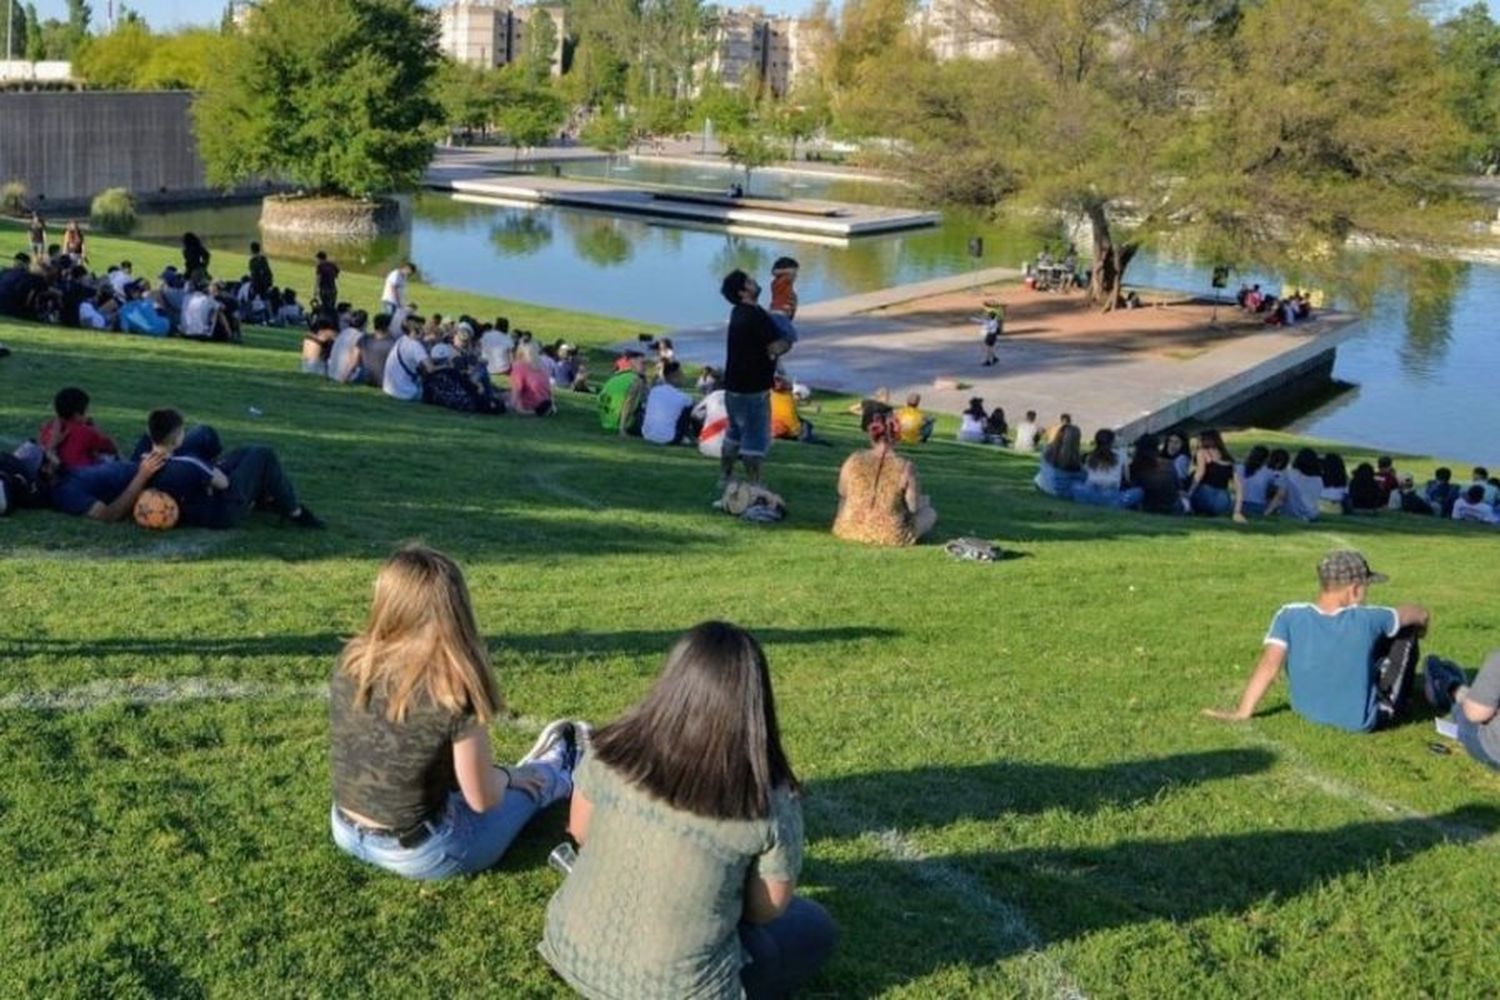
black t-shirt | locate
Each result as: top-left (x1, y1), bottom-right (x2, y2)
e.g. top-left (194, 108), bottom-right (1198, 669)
top-left (328, 669), bottom-right (472, 831)
top-left (152, 455), bottom-right (235, 528)
top-left (723, 302), bottom-right (777, 394)
top-left (0, 268), bottom-right (45, 318)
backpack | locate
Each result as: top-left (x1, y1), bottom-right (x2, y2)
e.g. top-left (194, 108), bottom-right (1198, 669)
top-left (0, 451), bottom-right (48, 513)
top-left (944, 536), bottom-right (1000, 562)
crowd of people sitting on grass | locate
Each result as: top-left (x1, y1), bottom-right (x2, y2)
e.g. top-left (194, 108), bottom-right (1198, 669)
top-left (1023, 419), bottom-right (1500, 527)
top-left (1235, 283), bottom-right (1317, 326)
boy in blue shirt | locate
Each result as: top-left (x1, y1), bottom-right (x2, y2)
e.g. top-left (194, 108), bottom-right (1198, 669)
top-left (1204, 550), bottom-right (1431, 731)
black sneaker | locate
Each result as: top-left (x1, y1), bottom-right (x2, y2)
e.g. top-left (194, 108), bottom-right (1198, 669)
top-left (288, 506), bottom-right (325, 530)
top-left (1423, 656), bottom-right (1464, 715)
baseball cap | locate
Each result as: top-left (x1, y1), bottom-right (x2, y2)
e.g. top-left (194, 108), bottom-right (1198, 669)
top-left (1318, 550), bottom-right (1388, 588)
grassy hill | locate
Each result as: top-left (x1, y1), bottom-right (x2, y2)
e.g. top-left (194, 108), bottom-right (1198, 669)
top-left (1, 234), bottom-right (1498, 997)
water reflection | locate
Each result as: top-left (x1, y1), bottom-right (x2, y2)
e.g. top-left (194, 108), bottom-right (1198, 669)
top-left (563, 217), bottom-right (634, 267)
top-left (1399, 258), bottom-right (1464, 380)
top-left (489, 214), bottom-right (553, 257)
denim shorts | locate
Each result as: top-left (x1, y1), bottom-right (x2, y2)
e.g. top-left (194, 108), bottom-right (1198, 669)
top-left (724, 390), bottom-right (772, 459)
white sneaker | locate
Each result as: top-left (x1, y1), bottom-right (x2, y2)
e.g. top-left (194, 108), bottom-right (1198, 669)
top-left (520, 718), bottom-right (578, 771)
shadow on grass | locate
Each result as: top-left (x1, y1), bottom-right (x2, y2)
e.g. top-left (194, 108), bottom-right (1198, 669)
top-left (0, 625), bottom-right (899, 664)
top-left (812, 791), bottom-right (1500, 997)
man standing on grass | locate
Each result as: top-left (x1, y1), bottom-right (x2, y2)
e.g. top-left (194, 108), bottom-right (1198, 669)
top-left (382, 261), bottom-right (415, 315)
top-left (314, 251), bottom-right (340, 313)
top-left (1204, 551), bottom-right (1434, 731)
top-left (718, 269), bottom-right (781, 490)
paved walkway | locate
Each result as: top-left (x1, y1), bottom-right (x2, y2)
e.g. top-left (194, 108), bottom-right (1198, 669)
top-left (661, 282), bottom-right (1360, 440)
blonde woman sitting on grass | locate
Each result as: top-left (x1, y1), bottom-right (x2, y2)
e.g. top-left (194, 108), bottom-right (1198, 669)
top-left (833, 410), bottom-right (937, 546)
top-left (329, 545), bottom-right (580, 880)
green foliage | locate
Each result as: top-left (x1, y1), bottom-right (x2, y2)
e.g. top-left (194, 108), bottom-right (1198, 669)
top-left (689, 79), bottom-right (753, 134)
top-left (73, 20), bottom-right (154, 88)
top-left (192, 0), bottom-right (444, 199)
top-left (435, 59), bottom-right (501, 132)
top-left (1, 181), bottom-right (28, 215)
top-left (1438, 3), bottom-right (1500, 172)
top-left (518, 9), bottom-right (560, 87)
top-left (580, 111), bottom-right (634, 154)
top-left (5, 1), bottom-right (29, 61)
top-left (89, 187), bottom-right (137, 234)
top-left (722, 129), bottom-right (786, 187)
top-left (23, 3), bottom-right (45, 61)
top-left (496, 81), bottom-right (567, 150)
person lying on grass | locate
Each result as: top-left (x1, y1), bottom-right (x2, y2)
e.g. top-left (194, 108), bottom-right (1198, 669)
top-left (330, 545), bottom-right (580, 880)
top-left (137, 408), bottom-right (324, 530)
top-left (1425, 653), bottom-right (1500, 772)
top-left (539, 621), bottom-right (837, 1000)
top-left (1204, 550), bottom-right (1435, 731)
top-left (48, 449), bottom-right (166, 522)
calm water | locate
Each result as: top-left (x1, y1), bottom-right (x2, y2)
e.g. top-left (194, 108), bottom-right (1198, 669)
top-left (131, 161), bottom-right (1500, 462)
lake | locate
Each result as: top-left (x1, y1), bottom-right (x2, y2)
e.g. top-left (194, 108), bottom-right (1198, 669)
top-left (129, 160), bottom-right (1500, 464)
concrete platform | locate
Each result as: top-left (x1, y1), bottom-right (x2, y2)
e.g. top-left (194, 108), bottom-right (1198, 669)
top-left (658, 277), bottom-right (1363, 441)
top-left (425, 157), bottom-right (940, 238)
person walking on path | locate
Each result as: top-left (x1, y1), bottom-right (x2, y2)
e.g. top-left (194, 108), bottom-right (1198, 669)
top-left (718, 270), bottom-right (781, 491)
top-left (979, 306), bottom-right (1002, 367)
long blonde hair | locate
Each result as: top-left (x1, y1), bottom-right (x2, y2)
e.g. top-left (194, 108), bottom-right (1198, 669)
top-left (339, 545), bottom-right (500, 723)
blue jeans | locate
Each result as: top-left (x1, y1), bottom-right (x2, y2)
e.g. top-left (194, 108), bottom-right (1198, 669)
top-left (331, 770), bottom-right (567, 880)
top-left (1241, 500), bottom-right (1267, 516)
top-left (769, 311), bottom-right (799, 345)
top-left (724, 390), bottom-right (772, 460)
top-left (1072, 483), bottom-right (1145, 509)
top-left (1034, 462), bottom-right (1085, 499)
top-left (1190, 484), bottom-right (1232, 516)
top-left (740, 898), bottom-right (838, 999)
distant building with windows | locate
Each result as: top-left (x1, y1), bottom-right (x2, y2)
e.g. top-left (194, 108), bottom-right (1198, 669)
top-left (699, 8), bottom-right (822, 98)
top-left (911, 0), bottom-right (1006, 62)
top-left (437, 0), bottom-right (566, 75)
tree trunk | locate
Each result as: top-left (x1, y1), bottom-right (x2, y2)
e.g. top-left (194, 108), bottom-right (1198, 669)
top-left (1084, 202), bottom-right (1138, 312)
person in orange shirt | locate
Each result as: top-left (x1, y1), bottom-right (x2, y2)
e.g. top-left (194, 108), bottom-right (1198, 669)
top-left (768, 256), bottom-right (800, 349)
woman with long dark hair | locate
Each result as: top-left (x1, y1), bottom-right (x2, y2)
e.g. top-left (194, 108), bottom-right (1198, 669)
top-left (1266, 447), bottom-right (1325, 521)
top-left (1186, 428), bottom-right (1246, 521)
top-left (1073, 428), bottom-right (1143, 509)
top-left (540, 622), bottom-right (837, 999)
top-left (1321, 452), bottom-right (1350, 505)
top-left (1129, 433), bottom-right (1184, 514)
top-left (1237, 444), bottom-right (1279, 516)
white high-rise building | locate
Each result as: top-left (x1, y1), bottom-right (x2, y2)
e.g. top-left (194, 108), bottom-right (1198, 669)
top-left (438, 0), bottom-right (565, 74)
top-left (912, 0), bottom-right (1006, 62)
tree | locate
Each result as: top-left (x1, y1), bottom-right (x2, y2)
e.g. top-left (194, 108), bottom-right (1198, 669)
top-left (722, 129), bottom-right (785, 192)
top-left (854, 0), bottom-right (1475, 309)
top-left (1439, 4), bottom-right (1500, 173)
top-left (436, 59), bottom-right (500, 134)
top-left (24, 3), bottom-right (45, 61)
top-left (75, 24), bottom-right (238, 91)
top-left (496, 82), bottom-right (566, 162)
top-left (74, 20), bottom-right (154, 87)
top-left (5, 2), bottom-right (26, 61)
top-left (65, 0), bottom-right (91, 53)
top-left (519, 8), bottom-right (559, 87)
top-left (192, 0), bottom-right (444, 199)
top-left (580, 110), bottom-right (634, 167)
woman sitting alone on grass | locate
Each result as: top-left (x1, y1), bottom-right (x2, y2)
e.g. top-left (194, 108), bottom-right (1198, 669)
top-left (539, 621), bottom-right (838, 1000)
top-left (1073, 428), bottom-right (1143, 509)
top-left (1265, 447), bottom-right (1325, 521)
top-left (1186, 429), bottom-right (1247, 522)
top-left (329, 545), bottom-right (579, 880)
top-left (1034, 423), bottom-right (1086, 499)
top-left (833, 410), bottom-right (938, 545)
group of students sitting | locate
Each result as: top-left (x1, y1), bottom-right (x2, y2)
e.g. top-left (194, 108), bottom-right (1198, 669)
top-left (1235, 283), bottom-right (1316, 327)
top-left (329, 546), bottom-right (836, 999)
top-left (0, 386), bottom-right (323, 529)
top-left (1031, 422), bottom-right (1500, 527)
top-left (299, 305), bottom-right (591, 418)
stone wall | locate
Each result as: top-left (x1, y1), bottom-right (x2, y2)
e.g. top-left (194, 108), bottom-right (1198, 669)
top-left (0, 91), bottom-right (235, 208)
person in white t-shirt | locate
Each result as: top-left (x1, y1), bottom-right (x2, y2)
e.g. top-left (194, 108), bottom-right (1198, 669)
top-left (1011, 410), bottom-right (1040, 452)
top-left (694, 389), bottom-right (729, 459)
top-left (1452, 486), bottom-right (1498, 524)
top-left (382, 261), bottom-right (414, 313)
top-left (642, 362), bottom-right (697, 445)
top-left (180, 286), bottom-right (220, 339)
top-left (480, 321), bottom-right (514, 375)
top-left (383, 331), bottom-right (434, 402)
top-left (109, 262), bottom-right (134, 300)
top-left (328, 310), bottom-right (368, 384)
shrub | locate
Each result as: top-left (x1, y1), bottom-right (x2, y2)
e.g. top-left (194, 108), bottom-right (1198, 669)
top-left (90, 188), bottom-right (138, 234)
top-left (1, 181), bottom-right (27, 216)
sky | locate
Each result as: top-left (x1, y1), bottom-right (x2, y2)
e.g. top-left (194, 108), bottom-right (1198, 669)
top-left (22, 0), bottom-right (821, 31)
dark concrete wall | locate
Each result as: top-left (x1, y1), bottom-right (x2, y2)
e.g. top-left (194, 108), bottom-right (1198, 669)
top-left (0, 91), bottom-right (214, 207)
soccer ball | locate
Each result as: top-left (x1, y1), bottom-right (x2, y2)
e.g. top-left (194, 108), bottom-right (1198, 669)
top-left (134, 489), bottom-right (180, 531)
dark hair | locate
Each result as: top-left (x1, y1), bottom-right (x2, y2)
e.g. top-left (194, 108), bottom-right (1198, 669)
top-left (720, 269), bottom-right (752, 305)
top-left (250, 241), bottom-right (262, 254)
top-left (1059, 413), bottom-right (1072, 425)
top-left (1466, 485), bottom-right (1486, 504)
top-left (662, 360), bottom-right (681, 378)
top-left (1475, 466), bottom-right (1489, 480)
top-left (373, 313), bottom-right (391, 332)
top-left (772, 256), bottom-right (799, 271)
top-left (1322, 452), bottom-right (1348, 488)
top-left (867, 407), bottom-right (897, 445)
top-left (1197, 428), bottom-right (1234, 464)
top-left (1085, 428), bottom-right (1119, 471)
top-left (964, 397), bottom-right (986, 420)
top-left (1377, 455), bottom-right (1392, 470)
top-left (590, 622), bottom-right (797, 821)
top-left (1292, 448), bottom-right (1323, 477)
top-left (1268, 448), bottom-right (1290, 471)
top-left (987, 407), bottom-right (1007, 434)
top-left (315, 251), bottom-right (327, 261)
top-left (1161, 431), bottom-right (1187, 458)
top-left (1130, 433), bottom-right (1161, 477)
top-left (1025, 410), bottom-right (1037, 421)
top-left (53, 386), bottom-right (90, 419)
top-left (1435, 466), bottom-right (1452, 482)
top-left (1243, 444), bottom-right (1270, 478)
top-left (495, 316), bottom-right (510, 333)
top-left (1044, 424), bottom-right (1084, 471)
top-left (148, 408), bottom-right (184, 445)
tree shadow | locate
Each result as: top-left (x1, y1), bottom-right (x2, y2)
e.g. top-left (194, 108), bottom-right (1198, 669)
top-left (811, 794), bottom-right (1500, 997)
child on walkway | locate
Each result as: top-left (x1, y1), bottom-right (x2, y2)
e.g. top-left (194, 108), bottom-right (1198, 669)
top-left (1203, 550), bottom-right (1431, 732)
top-left (979, 307), bottom-right (1002, 366)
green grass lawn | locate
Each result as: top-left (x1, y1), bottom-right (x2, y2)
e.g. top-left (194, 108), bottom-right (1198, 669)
top-left (2, 241), bottom-right (1500, 997)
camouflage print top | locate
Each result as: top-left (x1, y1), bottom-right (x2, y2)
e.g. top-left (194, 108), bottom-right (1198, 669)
top-left (539, 755), bottom-right (804, 999)
top-left (328, 666), bottom-right (474, 832)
